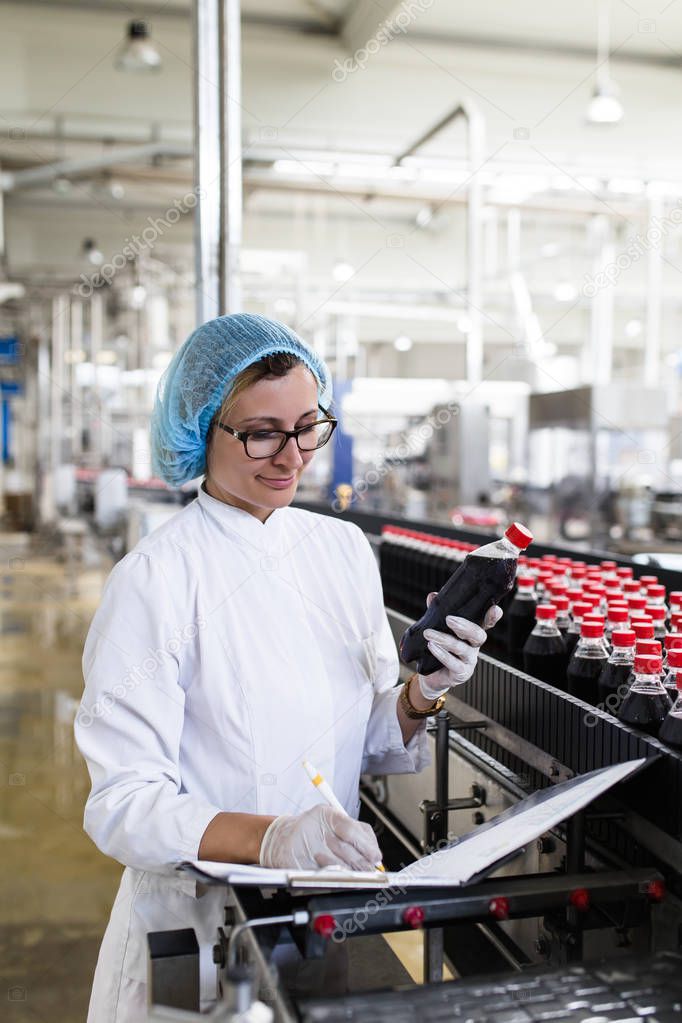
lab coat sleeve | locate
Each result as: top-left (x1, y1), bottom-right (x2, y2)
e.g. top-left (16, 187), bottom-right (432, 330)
top-left (357, 532), bottom-right (432, 776)
top-left (74, 551), bottom-right (222, 872)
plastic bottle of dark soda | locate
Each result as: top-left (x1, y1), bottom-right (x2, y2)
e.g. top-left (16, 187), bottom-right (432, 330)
top-left (662, 648), bottom-right (682, 703)
top-left (618, 652), bottom-right (672, 737)
top-left (522, 604), bottom-right (567, 687)
top-left (565, 601), bottom-right (592, 659)
top-left (659, 672), bottom-right (682, 751)
top-left (597, 629), bottom-right (635, 707)
top-left (507, 574), bottom-right (537, 668)
top-left (567, 622), bottom-right (609, 704)
top-left (400, 523), bottom-right (533, 675)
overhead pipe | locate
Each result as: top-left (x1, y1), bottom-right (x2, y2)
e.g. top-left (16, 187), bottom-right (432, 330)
top-left (0, 143), bottom-right (191, 192)
top-left (395, 100), bottom-right (485, 384)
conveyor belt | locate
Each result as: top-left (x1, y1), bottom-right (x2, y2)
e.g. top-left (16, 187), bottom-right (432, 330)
top-left (300, 950), bottom-right (682, 1022)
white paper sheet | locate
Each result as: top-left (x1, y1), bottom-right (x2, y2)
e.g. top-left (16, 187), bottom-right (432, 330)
top-left (181, 758), bottom-right (648, 890)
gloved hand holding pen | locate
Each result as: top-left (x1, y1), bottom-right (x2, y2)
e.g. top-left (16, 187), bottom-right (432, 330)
top-left (259, 804), bottom-right (382, 871)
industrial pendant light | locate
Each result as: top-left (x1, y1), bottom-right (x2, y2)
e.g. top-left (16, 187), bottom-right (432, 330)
top-left (115, 21), bottom-right (162, 72)
top-left (586, 2), bottom-right (623, 124)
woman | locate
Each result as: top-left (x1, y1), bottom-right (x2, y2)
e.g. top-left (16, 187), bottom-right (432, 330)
top-left (75, 313), bottom-right (500, 1022)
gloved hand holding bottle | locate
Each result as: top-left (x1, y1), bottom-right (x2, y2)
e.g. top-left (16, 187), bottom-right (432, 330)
top-left (417, 594), bottom-right (503, 700)
top-left (259, 804), bottom-right (382, 871)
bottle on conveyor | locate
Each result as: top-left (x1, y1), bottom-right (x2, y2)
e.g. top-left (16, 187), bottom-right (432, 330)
top-left (597, 629), bottom-right (636, 708)
top-left (507, 574), bottom-right (537, 668)
top-left (399, 522), bottom-right (533, 675)
top-left (522, 603), bottom-right (567, 688)
top-left (567, 621), bottom-right (609, 704)
top-left (565, 601), bottom-right (592, 659)
top-left (618, 652), bottom-right (672, 738)
top-left (659, 670), bottom-right (682, 751)
top-left (605, 605), bottom-right (629, 646)
top-left (554, 594), bottom-right (571, 640)
top-left (662, 648), bottom-right (682, 704)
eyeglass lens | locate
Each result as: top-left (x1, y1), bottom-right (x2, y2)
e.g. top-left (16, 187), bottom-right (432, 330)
top-left (245, 420), bottom-right (334, 457)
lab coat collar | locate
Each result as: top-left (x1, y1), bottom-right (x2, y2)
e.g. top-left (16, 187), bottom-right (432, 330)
top-left (197, 481), bottom-right (286, 551)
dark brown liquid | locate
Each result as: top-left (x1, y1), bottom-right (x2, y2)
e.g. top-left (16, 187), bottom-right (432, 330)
top-left (598, 661), bottom-right (632, 705)
top-left (400, 551), bottom-right (517, 675)
top-left (659, 711), bottom-right (682, 750)
top-left (522, 633), bottom-right (567, 688)
top-left (618, 689), bottom-right (673, 736)
top-left (567, 655), bottom-right (607, 705)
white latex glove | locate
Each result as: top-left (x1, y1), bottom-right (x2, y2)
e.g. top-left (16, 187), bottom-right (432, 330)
top-left (259, 804), bottom-right (382, 871)
top-left (417, 593), bottom-right (503, 701)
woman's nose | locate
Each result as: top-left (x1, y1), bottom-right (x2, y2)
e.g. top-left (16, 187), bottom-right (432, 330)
top-left (273, 435), bottom-right (304, 469)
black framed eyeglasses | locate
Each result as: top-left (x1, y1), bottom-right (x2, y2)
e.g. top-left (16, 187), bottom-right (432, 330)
top-left (217, 404), bottom-right (338, 459)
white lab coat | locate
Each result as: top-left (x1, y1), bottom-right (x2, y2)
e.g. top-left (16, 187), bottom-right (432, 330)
top-left (76, 484), bottom-right (430, 1022)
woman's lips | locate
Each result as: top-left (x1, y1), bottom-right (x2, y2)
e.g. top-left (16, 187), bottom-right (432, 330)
top-left (257, 474), bottom-right (296, 490)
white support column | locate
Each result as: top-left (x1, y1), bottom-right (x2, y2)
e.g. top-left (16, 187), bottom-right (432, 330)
top-left (193, 0), bottom-right (243, 322)
top-left (645, 197), bottom-right (663, 387)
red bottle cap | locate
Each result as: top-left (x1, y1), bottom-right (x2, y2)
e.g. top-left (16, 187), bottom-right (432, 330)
top-left (635, 654), bottom-right (662, 675)
top-left (505, 522), bottom-right (533, 550)
top-left (584, 614), bottom-right (605, 626)
top-left (640, 575), bottom-right (659, 586)
top-left (669, 591), bottom-right (682, 606)
top-left (585, 583), bottom-right (606, 595)
top-left (571, 566), bottom-right (587, 578)
top-left (632, 621), bottom-right (655, 640)
top-left (672, 612), bottom-right (682, 631)
top-left (554, 595), bottom-right (570, 611)
top-left (607, 600), bottom-right (628, 610)
top-left (612, 629), bottom-right (636, 646)
top-left (623, 580), bottom-right (642, 594)
top-left (581, 622), bottom-right (603, 639)
top-left (572, 601), bottom-right (592, 617)
top-left (582, 594), bottom-right (601, 608)
top-left (628, 596), bottom-right (647, 611)
top-left (536, 604), bottom-right (557, 620)
top-left (665, 633), bottom-right (682, 651)
top-left (647, 584), bottom-right (666, 599)
top-left (616, 566), bottom-right (634, 578)
top-left (607, 608), bottom-right (629, 623)
top-left (517, 575), bottom-right (535, 586)
top-left (636, 639), bottom-right (661, 655)
top-left (567, 587), bottom-right (584, 601)
top-left (646, 605), bottom-right (666, 622)
top-left (667, 650), bottom-right (682, 669)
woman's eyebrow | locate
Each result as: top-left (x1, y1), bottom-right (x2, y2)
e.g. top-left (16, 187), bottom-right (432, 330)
top-left (239, 408), bottom-right (318, 426)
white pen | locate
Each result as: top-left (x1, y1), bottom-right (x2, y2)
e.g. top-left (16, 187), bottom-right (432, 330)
top-left (302, 758), bottom-right (386, 872)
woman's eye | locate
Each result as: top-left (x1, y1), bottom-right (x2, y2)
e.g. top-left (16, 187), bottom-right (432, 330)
top-left (251, 431), bottom-right (279, 441)
top-left (298, 424), bottom-right (316, 435)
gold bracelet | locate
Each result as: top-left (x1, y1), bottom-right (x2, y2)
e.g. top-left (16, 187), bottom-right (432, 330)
top-left (399, 672), bottom-right (446, 719)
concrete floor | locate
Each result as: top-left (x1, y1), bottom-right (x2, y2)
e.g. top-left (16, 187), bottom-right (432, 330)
top-left (0, 532), bottom-right (119, 1022)
top-left (0, 530), bottom-right (448, 1022)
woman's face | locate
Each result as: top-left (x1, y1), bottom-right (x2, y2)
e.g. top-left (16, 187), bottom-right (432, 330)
top-left (205, 364), bottom-right (321, 521)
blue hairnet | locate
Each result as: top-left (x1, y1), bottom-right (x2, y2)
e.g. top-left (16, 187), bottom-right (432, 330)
top-left (151, 313), bottom-right (332, 487)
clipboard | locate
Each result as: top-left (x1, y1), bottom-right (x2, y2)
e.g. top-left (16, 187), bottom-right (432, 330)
top-left (179, 757), bottom-right (653, 891)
